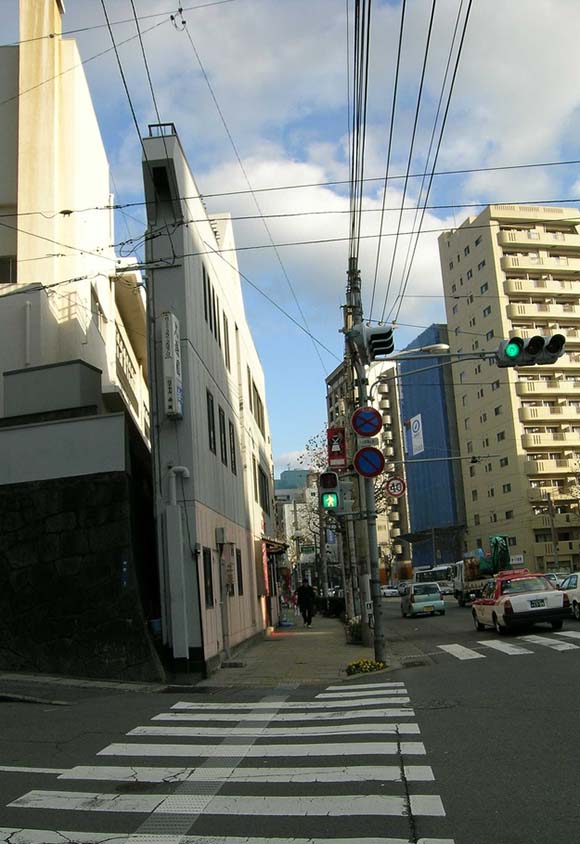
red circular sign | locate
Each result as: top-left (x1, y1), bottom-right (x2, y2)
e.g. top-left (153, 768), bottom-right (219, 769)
top-left (386, 476), bottom-right (406, 497)
top-left (351, 406), bottom-right (382, 437)
top-left (354, 446), bottom-right (385, 478)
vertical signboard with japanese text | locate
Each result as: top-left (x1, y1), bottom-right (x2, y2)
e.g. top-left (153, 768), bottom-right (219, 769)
top-left (410, 413), bottom-right (424, 456)
top-left (327, 427), bottom-right (347, 469)
top-left (162, 312), bottom-right (184, 419)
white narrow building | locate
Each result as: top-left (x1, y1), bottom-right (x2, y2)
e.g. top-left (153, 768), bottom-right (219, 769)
top-left (142, 126), bottom-right (280, 674)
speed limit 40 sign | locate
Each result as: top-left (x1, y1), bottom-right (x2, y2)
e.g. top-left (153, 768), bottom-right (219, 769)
top-left (386, 476), bottom-right (406, 497)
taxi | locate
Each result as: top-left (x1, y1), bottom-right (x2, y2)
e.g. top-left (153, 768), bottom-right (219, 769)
top-left (472, 569), bottom-right (570, 635)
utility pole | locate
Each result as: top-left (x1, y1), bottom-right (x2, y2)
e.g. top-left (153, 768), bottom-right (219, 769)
top-left (547, 493), bottom-right (560, 569)
top-left (344, 257), bottom-right (386, 664)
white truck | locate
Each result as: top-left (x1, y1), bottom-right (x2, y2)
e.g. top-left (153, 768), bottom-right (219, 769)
top-left (453, 559), bottom-right (488, 607)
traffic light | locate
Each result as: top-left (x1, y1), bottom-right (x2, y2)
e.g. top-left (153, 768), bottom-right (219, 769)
top-left (349, 322), bottom-right (395, 364)
top-left (495, 334), bottom-right (566, 367)
top-left (319, 471), bottom-right (341, 511)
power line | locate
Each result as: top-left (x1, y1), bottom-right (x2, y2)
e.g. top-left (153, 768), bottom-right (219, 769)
top-left (376, 0), bottom-right (436, 322)
top-left (175, 9), bottom-right (327, 374)
top-left (4, 0), bottom-right (241, 46)
top-left (368, 0), bottom-right (406, 319)
top-left (387, 0), bottom-right (474, 323)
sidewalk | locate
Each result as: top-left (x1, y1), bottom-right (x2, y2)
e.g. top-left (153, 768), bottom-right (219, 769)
top-left (198, 615), bottom-right (376, 687)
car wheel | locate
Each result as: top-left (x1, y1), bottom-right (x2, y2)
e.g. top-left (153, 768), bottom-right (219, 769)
top-left (472, 611), bottom-right (485, 632)
top-left (493, 613), bottom-right (507, 635)
top-left (573, 601), bottom-right (580, 621)
top-left (551, 620), bottom-right (563, 631)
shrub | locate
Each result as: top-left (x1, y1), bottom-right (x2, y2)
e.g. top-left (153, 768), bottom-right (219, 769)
top-left (346, 658), bottom-right (386, 676)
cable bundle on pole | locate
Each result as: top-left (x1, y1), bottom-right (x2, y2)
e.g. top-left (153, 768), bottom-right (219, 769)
top-left (348, 0), bottom-right (372, 270)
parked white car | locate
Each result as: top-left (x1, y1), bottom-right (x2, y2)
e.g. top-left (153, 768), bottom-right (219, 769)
top-left (380, 585), bottom-right (399, 598)
top-left (559, 572), bottom-right (580, 620)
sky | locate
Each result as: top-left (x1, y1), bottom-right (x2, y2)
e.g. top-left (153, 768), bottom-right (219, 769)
top-left (6, 0), bottom-right (580, 475)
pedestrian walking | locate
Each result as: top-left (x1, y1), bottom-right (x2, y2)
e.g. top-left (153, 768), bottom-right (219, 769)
top-left (296, 578), bottom-right (316, 627)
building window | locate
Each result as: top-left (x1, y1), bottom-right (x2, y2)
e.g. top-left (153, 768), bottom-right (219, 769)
top-left (491, 380), bottom-right (500, 391)
top-left (474, 514), bottom-right (480, 526)
top-left (202, 266), bottom-right (209, 323)
top-left (247, 366), bottom-right (253, 413)
top-left (452, 304), bottom-right (458, 315)
top-left (449, 261), bottom-right (454, 270)
top-left (503, 483), bottom-right (511, 493)
top-left (508, 536), bottom-right (517, 546)
top-left (236, 548), bottom-right (244, 596)
top-left (206, 390), bottom-right (216, 454)
top-left (477, 389), bottom-right (484, 399)
top-left (215, 295), bottom-right (222, 348)
top-left (494, 405), bottom-right (503, 416)
top-left (253, 457), bottom-right (259, 503)
top-left (472, 490), bottom-right (478, 502)
top-left (91, 288), bottom-right (106, 337)
top-left (485, 330), bottom-right (494, 341)
top-left (497, 431), bottom-right (505, 442)
top-left (467, 269), bottom-right (473, 280)
top-left (488, 488), bottom-right (495, 498)
top-left (0, 255), bottom-right (17, 285)
top-left (451, 283), bottom-right (457, 293)
top-left (490, 513), bottom-right (497, 523)
top-left (464, 417), bottom-right (471, 430)
top-left (469, 465), bottom-right (476, 477)
top-left (464, 246), bottom-right (470, 256)
top-left (506, 510), bottom-right (514, 520)
top-left (475, 235), bottom-right (482, 246)
top-left (229, 420), bottom-right (237, 475)
top-left (467, 294), bottom-right (474, 304)
top-left (483, 306), bottom-right (492, 317)
top-left (203, 547), bottom-right (214, 607)
top-left (480, 412), bottom-right (487, 423)
top-left (223, 313), bottom-right (231, 371)
top-left (483, 437), bottom-right (489, 447)
top-left (467, 441), bottom-right (473, 454)
top-left (480, 282), bottom-right (488, 294)
top-left (219, 407), bottom-right (228, 465)
top-left (478, 260), bottom-right (486, 271)
top-left (211, 288), bottom-right (218, 341)
top-left (500, 457), bottom-right (509, 467)
top-left (258, 465), bottom-right (270, 514)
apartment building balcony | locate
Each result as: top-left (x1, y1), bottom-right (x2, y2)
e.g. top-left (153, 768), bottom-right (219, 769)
top-left (522, 431), bottom-right (580, 448)
top-left (525, 457), bottom-right (576, 475)
top-left (534, 539), bottom-right (580, 557)
top-left (532, 511), bottom-right (580, 530)
top-left (516, 380), bottom-right (580, 397)
top-left (504, 277), bottom-right (578, 298)
top-left (501, 254), bottom-right (580, 275)
top-left (102, 313), bottom-right (149, 440)
top-left (528, 487), bottom-right (574, 504)
top-left (499, 229), bottom-right (580, 252)
top-left (507, 302), bottom-right (579, 321)
top-left (519, 405), bottom-right (580, 422)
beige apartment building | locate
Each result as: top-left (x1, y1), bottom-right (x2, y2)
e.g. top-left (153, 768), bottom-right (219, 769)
top-left (439, 204), bottom-right (580, 572)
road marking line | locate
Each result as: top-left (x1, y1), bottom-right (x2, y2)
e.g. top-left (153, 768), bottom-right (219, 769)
top-left (98, 741), bottom-right (427, 758)
top-left (9, 790), bottom-right (445, 817)
top-left (60, 764), bottom-right (435, 783)
top-left (0, 766), bottom-right (66, 775)
top-left (172, 698), bottom-right (407, 710)
top-left (154, 707), bottom-right (414, 722)
top-left (437, 644), bottom-right (486, 661)
top-left (477, 640), bottom-right (533, 656)
top-left (316, 689), bottom-right (408, 699)
top-left (324, 682), bottom-right (406, 690)
top-left (128, 722), bottom-right (421, 738)
top-left (0, 828), bottom-right (455, 844)
top-left (555, 630), bottom-right (580, 641)
top-left (518, 633), bottom-right (579, 651)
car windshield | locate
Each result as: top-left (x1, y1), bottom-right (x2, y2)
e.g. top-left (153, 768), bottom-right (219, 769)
top-left (500, 577), bottom-right (554, 595)
top-left (413, 584), bottom-right (440, 595)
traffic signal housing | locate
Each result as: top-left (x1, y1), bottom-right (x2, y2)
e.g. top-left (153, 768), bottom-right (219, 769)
top-left (495, 334), bottom-right (566, 367)
top-left (319, 470), bottom-right (341, 511)
top-left (349, 322), bottom-right (395, 364)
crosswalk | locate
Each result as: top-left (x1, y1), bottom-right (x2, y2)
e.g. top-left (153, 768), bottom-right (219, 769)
top-left (437, 629), bottom-right (580, 661)
top-left (0, 679), bottom-right (454, 844)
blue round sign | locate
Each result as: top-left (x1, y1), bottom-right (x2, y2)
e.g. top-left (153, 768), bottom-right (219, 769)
top-left (352, 406), bottom-right (382, 437)
top-left (354, 446), bottom-right (385, 478)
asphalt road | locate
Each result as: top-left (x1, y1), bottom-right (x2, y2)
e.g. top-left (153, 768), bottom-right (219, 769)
top-left (383, 595), bottom-right (580, 843)
top-left (0, 601), bottom-right (578, 844)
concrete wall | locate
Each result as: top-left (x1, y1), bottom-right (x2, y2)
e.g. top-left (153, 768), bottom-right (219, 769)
top-left (0, 413), bottom-right (126, 486)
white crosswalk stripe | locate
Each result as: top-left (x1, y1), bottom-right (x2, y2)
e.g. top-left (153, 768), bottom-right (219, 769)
top-left (556, 630), bottom-right (580, 640)
top-left (127, 722), bottom-right (420, 738)
top-left (437, 644), bottom-right (485, 660)
top-left (478, 640), bottom-right (533, 655)
top-left (517, 633), bottom-right (579, 651)
top-left (3, 679), bottom-right (452, 844)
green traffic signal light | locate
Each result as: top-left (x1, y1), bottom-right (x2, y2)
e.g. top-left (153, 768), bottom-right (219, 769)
top-left (505, 339), bottom-right (523, 359)
top-left (321, 492), bottom-right (339, 509)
